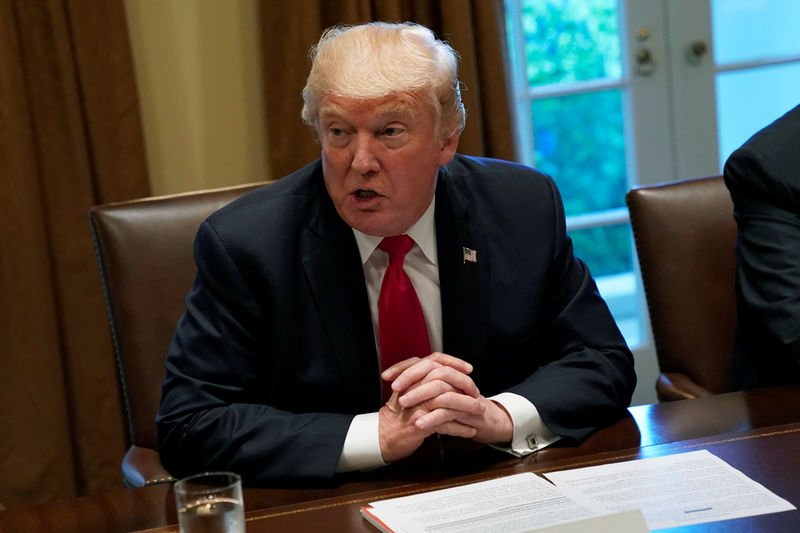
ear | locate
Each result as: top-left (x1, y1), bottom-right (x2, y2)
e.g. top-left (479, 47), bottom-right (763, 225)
top-left (437, 133), bottom-right (460, 166)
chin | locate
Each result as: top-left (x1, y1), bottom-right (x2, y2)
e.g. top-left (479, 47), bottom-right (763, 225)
top-left (339, 205), bottom-right (412, 237)
top-left (349, 221), bottom-right (399, 237)
top-left (339, 213), bottom-right (383, 236)
top-left (351, 225), bottom-right (391, 237)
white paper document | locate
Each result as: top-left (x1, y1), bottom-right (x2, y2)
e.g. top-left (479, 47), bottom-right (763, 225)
top-left (360, 472), bottom-right (647, 533)
top-left (544, 449), bottom-right (796, 530)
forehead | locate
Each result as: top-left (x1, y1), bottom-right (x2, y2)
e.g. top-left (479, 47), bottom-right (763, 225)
top-left (318, 93), bottom-right (429, 123)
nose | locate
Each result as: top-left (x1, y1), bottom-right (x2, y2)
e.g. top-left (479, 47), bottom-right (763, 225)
top-left (351, 134), bottom-right (380, 175)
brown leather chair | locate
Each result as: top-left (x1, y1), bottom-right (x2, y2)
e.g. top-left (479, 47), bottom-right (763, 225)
top-left (626, 175), bottom-right (737, 402)
top-left (89, 181), bottom-right (271, 487)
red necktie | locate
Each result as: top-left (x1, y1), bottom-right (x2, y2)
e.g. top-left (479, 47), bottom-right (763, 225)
top-left (378, 235), bottom-right (431, 401)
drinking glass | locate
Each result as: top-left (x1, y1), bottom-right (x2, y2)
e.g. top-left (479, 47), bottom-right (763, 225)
top-left (173, 471), bottom-right (245, 533)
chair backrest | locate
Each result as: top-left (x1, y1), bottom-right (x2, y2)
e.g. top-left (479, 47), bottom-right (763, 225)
top-left (626, 175), bottom-right (737, 395)
top-left (89, 181), bottom-right (270, 452)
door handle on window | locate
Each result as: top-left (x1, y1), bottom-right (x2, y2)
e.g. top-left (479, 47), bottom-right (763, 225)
top-left (635, 48), bottom-right (655, 76)
top-left (685, 40), bottom-right (708, 66)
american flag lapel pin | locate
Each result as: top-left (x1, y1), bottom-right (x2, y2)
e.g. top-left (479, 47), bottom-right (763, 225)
top-left (462, 246), bottom-right (477, 263)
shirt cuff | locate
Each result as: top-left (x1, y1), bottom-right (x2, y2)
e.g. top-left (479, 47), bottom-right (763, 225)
top-left (489, 392), bottom-right (561, 457)
top-left (336, 412), bottom-right (387, 473)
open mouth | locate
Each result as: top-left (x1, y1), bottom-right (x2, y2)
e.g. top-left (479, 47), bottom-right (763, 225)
top-left (355, 189), bottom-right (378, 198)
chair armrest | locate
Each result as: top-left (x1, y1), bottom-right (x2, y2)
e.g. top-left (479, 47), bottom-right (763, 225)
top-left (656, 372), bottom-right (714, 402)
top-left (121, 445), bottom-right (175, 488)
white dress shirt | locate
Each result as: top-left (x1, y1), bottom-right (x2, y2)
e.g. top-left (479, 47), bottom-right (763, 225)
top-left (336, 199), bottom-right (559, 472)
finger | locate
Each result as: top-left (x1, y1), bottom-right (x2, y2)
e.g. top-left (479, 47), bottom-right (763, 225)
top-left (391, 357), bottom-right (477, 395)
top-left (423, 391), bottom-right (486, 416)
top-left (397, 378), bottom-right (459, 409)
top-left (413, 406), bottom-right (460, 430)
top-left (397, 370), bottom-right (480, 407)
top-left (429, 420), bottom-right (478, 439)
top-left (382, 389), bottom-right (405, 413)
top-left (413, 396), bottom-right (484, 429)
top-left (380, 357), bottom-right (424, 381)
top-left (426, 352), bottom-right (473, 374)
top-left (378, 405), bottom-right (436, 462)
top-left (425, 397), bottom-right (513, 444)
top-left (382, 352), bottom-right (472, 382)
top-left (422, 365), bottom-right (480, 397)
top-left (388, 358), bottom-right (448, 392)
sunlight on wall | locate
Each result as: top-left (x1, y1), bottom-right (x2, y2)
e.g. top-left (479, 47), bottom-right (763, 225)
top-left (124, 0), bottom-right (270, 195)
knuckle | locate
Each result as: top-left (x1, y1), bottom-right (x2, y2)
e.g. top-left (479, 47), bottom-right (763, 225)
top-left (440, 390), bottom-right (459, 403)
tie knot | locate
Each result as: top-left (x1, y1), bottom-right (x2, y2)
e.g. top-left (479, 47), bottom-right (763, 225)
top-left (379, 235), bottom-right (414, 266)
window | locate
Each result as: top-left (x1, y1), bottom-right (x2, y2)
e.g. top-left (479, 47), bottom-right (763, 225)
top-left (504, 0), bottom-right (800, 405)
top-left (504, 0), bottom-right (641, 347)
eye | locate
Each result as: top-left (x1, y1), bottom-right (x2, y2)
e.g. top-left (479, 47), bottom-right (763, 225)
top-left (381, 126), bottom-right (404, 137)
top-left (330, 128), bottom-right (343, 136)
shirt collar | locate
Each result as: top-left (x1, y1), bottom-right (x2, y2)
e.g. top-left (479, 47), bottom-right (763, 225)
top-left (352, 198), bottom-right (437, 266)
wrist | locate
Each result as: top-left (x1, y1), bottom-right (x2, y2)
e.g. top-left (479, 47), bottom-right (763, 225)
top-left (489, 399), bottom-right (514, 443)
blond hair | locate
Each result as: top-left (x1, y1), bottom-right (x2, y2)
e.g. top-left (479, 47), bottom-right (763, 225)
top-left (301, 22), bottom-right (465, 138)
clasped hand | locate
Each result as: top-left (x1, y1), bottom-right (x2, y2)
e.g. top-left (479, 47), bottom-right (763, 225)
top-left (378, 352), bottom-right (513, 462)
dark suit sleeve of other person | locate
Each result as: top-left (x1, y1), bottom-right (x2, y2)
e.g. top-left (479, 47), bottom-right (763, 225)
top-left (723, 103), bottom-right (800, 389)
top-left (157, 161), bottom-right (382, 484)
top-left (436, 156), bottom-right (636, 444)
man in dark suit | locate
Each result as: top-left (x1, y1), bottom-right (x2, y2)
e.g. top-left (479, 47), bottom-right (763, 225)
top-left (724, 103), bottom-right (800, 390)
top-left (157, 22), bottom-right (635, 484)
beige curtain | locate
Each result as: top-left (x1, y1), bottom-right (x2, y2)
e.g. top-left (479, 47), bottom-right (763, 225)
top-left (0, 0), bottom-right (149, 507)
top-left (260, 0), bottom-right (517, 179)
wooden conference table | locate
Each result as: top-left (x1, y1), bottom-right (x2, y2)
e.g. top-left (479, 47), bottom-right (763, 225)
top-left (2, 385), bottom-right (799, 532)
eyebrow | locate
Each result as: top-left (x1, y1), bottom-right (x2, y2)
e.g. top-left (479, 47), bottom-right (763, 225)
top-left (377, 100), bottom-right (415, 115)
top-left (318, 100), bottom-right (415, 121)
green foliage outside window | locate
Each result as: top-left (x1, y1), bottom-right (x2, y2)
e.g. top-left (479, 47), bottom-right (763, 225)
top-left (570, 224), bottom-right (633, 277)
top-left (514, 0), bottom-right (630, 277)
top-left (531, 90), bottom-right (627, 216)
top-left (521, 0), bottom-right (621, 86)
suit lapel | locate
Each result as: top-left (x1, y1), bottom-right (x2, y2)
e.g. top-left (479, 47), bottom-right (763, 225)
top-left (300, 188), bottom-right (382, 410)
top-left (298, 170), bottom-right (491, 409)
top-left (435, 174), bottom-right (489, 369)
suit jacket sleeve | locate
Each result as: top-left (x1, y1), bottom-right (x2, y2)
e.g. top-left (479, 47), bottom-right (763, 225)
top-left (437, 156), bottom-right (636, 444)
top-left (157, 186), bottom-right (360, 484)
top-left (504, 176), bottom-right (635, 442)
top-left (724, 105), bottom-right (800, 387)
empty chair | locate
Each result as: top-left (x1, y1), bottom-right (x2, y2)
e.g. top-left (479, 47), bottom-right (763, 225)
top-left (626, 176), bottom-right (737, 402)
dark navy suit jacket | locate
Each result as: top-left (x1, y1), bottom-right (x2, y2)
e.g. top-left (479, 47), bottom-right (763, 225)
top-left (157, 154), bottom-right (635, 484)
top-left (724, 103), bottom-right (800, 389)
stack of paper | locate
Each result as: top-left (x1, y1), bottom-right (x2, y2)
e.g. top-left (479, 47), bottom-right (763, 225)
top-left (360, 450), bottom-right (795, 532)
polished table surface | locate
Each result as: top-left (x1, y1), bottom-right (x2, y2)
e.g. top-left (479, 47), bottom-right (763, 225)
top-left (2, 385), bottom-right (799, 532)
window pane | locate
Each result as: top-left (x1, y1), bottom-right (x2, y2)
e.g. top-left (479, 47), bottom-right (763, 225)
top-left (716, 62), bottom-right (800, 168)
top-left (521, 0), bottom-right (621, 86)
top-left (712, 0), bottom-right (800, 64)
top-left (570, 224), bottom-right (641, 347)
top-left (531, 90), bottom-right (627, 216)
top-left (507, 0), bottom-right (642, 350)
top-left (570, 223), bottom-right (632, 278)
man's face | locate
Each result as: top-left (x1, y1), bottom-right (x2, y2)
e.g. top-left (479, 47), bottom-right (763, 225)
top-left (317, 93), bottom-right (459, 237)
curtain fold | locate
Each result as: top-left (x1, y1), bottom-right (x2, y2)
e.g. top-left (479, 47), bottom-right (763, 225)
top-left (260, 0), bottom-right (517, 179)
top-left (0, 0), bottom-right (149, 507)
